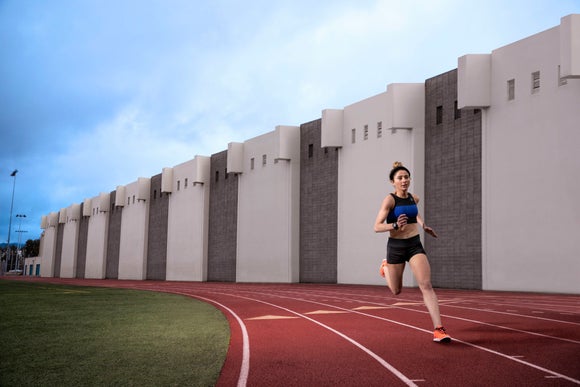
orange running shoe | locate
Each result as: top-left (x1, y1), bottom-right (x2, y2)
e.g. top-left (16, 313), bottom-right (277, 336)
top-left (433, 326), bottom-right (451, 342)
top-left (379, 259), bottom-right (387, 278)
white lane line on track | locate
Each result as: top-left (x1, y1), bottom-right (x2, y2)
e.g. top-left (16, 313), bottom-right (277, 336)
top-left (145, 284), bottom-right (580, 384)
top-left (246, 315), bottom-right (300, 320)
top-left (277, 289), bottom-right (580, 344)
top-left (444, 304), bottom-right (580, 326)
top-left (447, 337), bottom-right (580, 385)
top-left (439, 297), bottom-right (580, 315)
top-left (304, 310), bottom-right (348, 315)
top-left (234, 290), bottom-right (580, 385)
top-left (171, 292), bottom-right (250, 387)
top-left (233, 294), bottom-right (419, 387)
top-left (298, 288), bottom-right (580, 321)
top-left (409, 308), bottom-right (580, 345)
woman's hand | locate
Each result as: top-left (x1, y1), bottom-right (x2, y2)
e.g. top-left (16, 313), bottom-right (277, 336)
top-left (396, 214), bottom-right (408, 229)
top-left (423, 225), bottom-right (438, 238)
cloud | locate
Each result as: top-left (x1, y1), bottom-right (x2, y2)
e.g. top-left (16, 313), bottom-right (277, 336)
top-left (47, 106), bottom-right (196, 198)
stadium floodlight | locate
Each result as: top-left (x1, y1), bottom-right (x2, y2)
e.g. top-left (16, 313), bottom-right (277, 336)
top-left (4, 169), bottom-right (18, 273)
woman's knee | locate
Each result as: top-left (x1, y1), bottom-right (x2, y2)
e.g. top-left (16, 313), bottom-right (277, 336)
top-left (417, 280), bottom-right (433, 292)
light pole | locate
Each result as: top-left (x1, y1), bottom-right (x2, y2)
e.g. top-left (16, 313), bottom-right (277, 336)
top-left (4, 169), bottom-right (18, 274)
top-left (15, 214), bottom-right (27, 271)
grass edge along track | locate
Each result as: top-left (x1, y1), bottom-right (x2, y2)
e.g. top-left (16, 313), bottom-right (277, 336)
top-left (0, 280), bottom-right (230, 387)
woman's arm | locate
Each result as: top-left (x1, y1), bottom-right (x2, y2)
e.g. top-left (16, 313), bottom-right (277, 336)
top-left (416, 213), bottom-right (438, 238)
top-left (374, 195), bottom-right (396, 233)
top-left (413, 195), bottom-right (438, 238)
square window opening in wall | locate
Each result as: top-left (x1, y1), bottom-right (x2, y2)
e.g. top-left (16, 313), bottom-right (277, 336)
top-left (225, 168), bottom-right (228, 179)
top-left (531, 71), bottom-right (540, 93)
top-left (351, 128), bottom-right (356, 144)
top-left (177, 180), bottom-right (180, 191)
top-left (436, 106), bottom-right (443, 125)
top-left (262, 154), bottom-right (267, 166)
top-left (250, 157), bottom-right (255, 170)
top-left (185, 178), bottom-right (188, 188)
top-left (507, 79), bottom-right (515, 101)
top-left (558, 65), bottom-right (568, 86)
top-left (377, 121), bottom-right (382, 138)
top-left (363, 125), bottom-right (368, 140)
top-left (215, 170), bottom-right (219, 182)
top-left (308, 144), bottom-right (313, 158)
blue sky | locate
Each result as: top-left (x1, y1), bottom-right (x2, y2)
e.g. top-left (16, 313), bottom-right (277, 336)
top-left (1, 0), bottom-right (579, 243)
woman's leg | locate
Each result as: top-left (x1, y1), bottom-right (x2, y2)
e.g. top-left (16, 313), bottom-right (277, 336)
top-left (384, 262), bottom-right (405, 295)
top-left (409, 254), bottom-right (442, 328)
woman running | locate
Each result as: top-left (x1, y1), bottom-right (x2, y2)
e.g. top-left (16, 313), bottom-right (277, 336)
top-left (373, 161), bottom-right (451, 342)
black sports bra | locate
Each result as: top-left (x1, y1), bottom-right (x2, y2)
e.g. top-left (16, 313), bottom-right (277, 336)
top-left (386, 193), bottom-right (418, 224)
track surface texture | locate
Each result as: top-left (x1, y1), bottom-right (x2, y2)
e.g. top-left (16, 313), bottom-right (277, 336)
top-left (6, 277), bottom-right (580, 386)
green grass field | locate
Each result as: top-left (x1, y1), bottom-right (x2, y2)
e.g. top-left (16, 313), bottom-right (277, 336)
top-left (0, 280), bottom-right (229, 386)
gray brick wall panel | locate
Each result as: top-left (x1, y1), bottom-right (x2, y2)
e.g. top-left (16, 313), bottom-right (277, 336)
top-left (75, 202), bottom-right (89, 279)
top-left (424, 69), bottom-right (482, 289)
top-left (146, 173), bottom-right (168, 280)
top-left (299, 119), bottom-right (338, 283)
top-left (106, 190), bottom-right (121, 279)
top-left (207, 150), bottom-right (238, 282)
top-left (53, 223), bottom-right (64, 277)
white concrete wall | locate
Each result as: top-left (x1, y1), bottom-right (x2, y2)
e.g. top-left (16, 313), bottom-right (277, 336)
top-left (33, 14), bottom-right (580, 294)
top-left (480, 19), bottom-right (580, 293)
top-left (59, 204), bottom-right (80, 278)
top-left (39, 212), bottom-right (59, 277)
top-left (330, 84), bottom-right (425, 286)
top-left (236, 126), bottom-right (300, 283)
top-left (84, 193), bottom-right (109, 279)
top-left (166, 156), bottom-right (211, 281)
top-left (24, 256), bottom-right (40, 276)
top-left (560, 14), bottom-right (580, 79)
top-left (118, 178), bottom-right (150, 280)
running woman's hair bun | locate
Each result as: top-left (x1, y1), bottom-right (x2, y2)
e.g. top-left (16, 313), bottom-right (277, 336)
top-left (389, 161), bottom-right (411, 181)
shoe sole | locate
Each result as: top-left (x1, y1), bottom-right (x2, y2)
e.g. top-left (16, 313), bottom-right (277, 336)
top-left (433, 336), bottom-right (452, 343)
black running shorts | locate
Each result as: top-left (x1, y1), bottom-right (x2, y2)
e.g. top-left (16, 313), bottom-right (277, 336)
top-left (387, 235), bottom-right (427, 264)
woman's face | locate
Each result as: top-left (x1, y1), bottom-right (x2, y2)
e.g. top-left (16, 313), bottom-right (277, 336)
top-left (392, 170), bottom-right (411, 192)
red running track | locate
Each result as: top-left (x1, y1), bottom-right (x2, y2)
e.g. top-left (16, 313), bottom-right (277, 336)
top-left (5, 277), bottom-right (580, 386)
